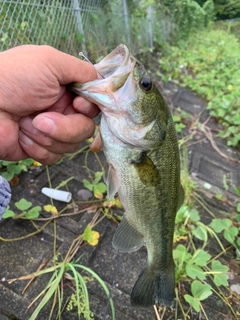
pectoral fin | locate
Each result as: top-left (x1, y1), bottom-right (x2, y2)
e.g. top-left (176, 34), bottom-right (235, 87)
top-left (104, 163), bottom-right (119, 199)
top-left (134, 154), bottom-right (160, 187)
top-left (112, 215), bottom-right (144, 252)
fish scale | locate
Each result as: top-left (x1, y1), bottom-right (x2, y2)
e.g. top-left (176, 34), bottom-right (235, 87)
top-left (71, 44), bottom-right (184, 308)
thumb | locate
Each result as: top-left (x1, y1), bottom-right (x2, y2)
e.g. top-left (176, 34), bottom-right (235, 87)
top-left (49, 48), bottom-right (98, 85)
top-left (32, 112), bottom-right (95, 143)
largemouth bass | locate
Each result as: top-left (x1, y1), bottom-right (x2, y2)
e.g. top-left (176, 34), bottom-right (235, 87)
top-left (71, 44), bottom-right (184, 308)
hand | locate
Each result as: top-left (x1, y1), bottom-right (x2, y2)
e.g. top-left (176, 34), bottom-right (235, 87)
top-left (0, 45), bottom-right (99, 164)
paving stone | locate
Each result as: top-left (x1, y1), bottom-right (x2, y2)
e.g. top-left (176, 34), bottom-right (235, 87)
top-left (0, 314), bottom-right (10, 320)
top-left (172, 87), bottom-right (207, 116)
top-left (190, 141), bottom-right (240, 194)
top-left (87, 280), bottom-right (155, 320)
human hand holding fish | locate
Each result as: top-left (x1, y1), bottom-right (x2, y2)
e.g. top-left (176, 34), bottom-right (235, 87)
top-left (70, 44), bottom-right (184, 308)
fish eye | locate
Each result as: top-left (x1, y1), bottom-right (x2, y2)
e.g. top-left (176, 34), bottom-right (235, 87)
top-left (139, 76), bottom-right (152, 92)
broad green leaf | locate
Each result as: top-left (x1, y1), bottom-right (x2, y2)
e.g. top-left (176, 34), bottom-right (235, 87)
top-left (10, 163), bottom-right (23, 174)
top-left (235, 186), bottom-right (240, 197)
top-left (224, 226), bottom-right (238, 244)
top-left (235, 238), bottom-right (240, 250)
top-left (209, 218), bottom-right (232, 233)
top-left (83, 179), bottom-right (93, 191)
top-left (191, 225), bottom-right (208, 242)
top-left (1, 171), bottom-right (14, 181)
top-left (95, 182), bottom-right (107, 193)
top-left (22, 158), bottom-right (34, 166)
top-left (234, 213), bottom-right (240, 221)
top-left (191, 280), bottom-right (212, 301)
top-left (210, 260), bottom-right (229, 287)
top-left (15, 198), bottom-right (32, 211)
top-left (188, 209), bottom-right (200, 222)
top-left (94, 171), bottom-right (103, 184)
top-left (0, 160), bottom-right (12, 166)
top-left (173, 244), bottom-right (192, 263)
top-left (2, 209), bottom-right (15, 219)
top-left (175, 123), bottom-right (185, 133)
top-left (172, 114), bottom-right (181, 122)
top-left (24, 206), bottom-right (41, 219)
top-left (186, 264), bottom-right (206, 281)
top-left (175, 205), bottom-right (187, 223)
top-left (191, 249), bottom-right (211, 266)
top-left (94, 182), bottom-right (107, 200)
top-left (184, 294), bottom-right (200, 312)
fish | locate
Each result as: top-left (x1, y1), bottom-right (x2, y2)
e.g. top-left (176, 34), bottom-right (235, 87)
top-left (71, 44), bottom-right (184, 308)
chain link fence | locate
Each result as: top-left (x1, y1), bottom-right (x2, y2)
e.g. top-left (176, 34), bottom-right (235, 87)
top-left (0, 0), bottom-right (157, 60)
top-left (0, 0), bottom-right (103, 56)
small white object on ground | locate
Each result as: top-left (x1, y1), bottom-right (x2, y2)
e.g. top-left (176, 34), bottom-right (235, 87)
top-left (41, 187), bottom-right (72, 203)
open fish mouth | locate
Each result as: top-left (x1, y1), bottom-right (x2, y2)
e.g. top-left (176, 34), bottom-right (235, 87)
top-left (94, 44), bottom-right (133, 79)
top-left (70, 44), bottom-right (137, 114)
top-left (70, 44), bottom-right (159, 148)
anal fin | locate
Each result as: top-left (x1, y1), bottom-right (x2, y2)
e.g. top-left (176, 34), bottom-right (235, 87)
top-left (112, 216), bottom-right (144, 252)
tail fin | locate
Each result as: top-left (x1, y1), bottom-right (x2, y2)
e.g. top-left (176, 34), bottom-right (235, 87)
top-left (130, 266), bottom-right (175, 308)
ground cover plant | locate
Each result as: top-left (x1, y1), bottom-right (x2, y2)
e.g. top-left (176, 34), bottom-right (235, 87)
top-left (158, 26), bottom-right (240, 149)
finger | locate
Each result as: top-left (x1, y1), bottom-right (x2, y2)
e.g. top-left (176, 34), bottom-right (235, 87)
top-left (0, 114), bottom-right (27, 161)
top-left (19, 131), bottom-right (63, 165)
top-left (73, 96), bottom-right (100, 118)
top-left (32, 112), bottom-right (95, 143)
top-left (46, 90), bottom-right (74, 113)
top-left (19, 117), bottom-right (80, 154)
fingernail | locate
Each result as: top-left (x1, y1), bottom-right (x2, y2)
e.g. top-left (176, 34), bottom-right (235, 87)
top-left (33, 115), bottom-right (56, 134)
top-left (19, 131), bottom-right (34, 146)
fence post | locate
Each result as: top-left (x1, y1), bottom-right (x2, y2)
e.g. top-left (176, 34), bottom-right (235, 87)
top-left (73, 0), bottom-right (87, 53)
top-left (122, 0), bottom-right (130, 47)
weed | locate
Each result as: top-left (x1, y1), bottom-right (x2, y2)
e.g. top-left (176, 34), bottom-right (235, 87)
top-left (3, 198), bottom-right (41, 219)
top-left (66, 278), bottom-right (94, 319)
top-left (0, 159), bottom-right (34, 181)
top-left (83, 171), bottom-right (107, 200)
top-left (159, 27), bottom-right (240, 148)
top-left (165, 138), bottom-right (240, 319)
